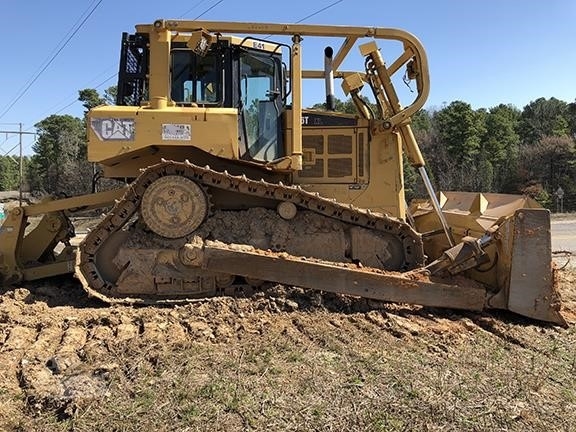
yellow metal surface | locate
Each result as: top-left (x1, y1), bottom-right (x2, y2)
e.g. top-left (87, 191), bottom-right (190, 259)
top-left (139, 19), bottom-right (431, 117)
top-left (0, 189), bottom-right (126, 286)
top-left (0, 209), bottom-right (75, 285)
top-left (23, 188), bottom-right (126, 217)
top-left (149, 25), bottom-right (171, 109)
top-left (410, 192), bottom-right (544, 290)
top-left (289, 113), bottom-right (405, 218)
top-left (290, 35), bottom-right (303, 171)
top-left (165, 31), bottom-right (284, 55)
top-left (19, 213), bottom-right (71, 263)
top-left (182, 238), bottom-right (487, 311)
top-left (1, 19), bottom-right (561, 324)
top-left (0, 207), bottom-right (27, 285)
top-left (80, 19), bottom-right (434, 240)
top-left (411, 191), bottom-right (542, 240)
top-left (88, 105), bottom-right (239, 169)
top-left (90, 19), bottom-right (429, 178)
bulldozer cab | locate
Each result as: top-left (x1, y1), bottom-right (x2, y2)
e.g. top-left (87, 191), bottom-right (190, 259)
top-left (92, 20), bottom-right (433, 198)
top-left (116, 31), bottom-right (285, 164)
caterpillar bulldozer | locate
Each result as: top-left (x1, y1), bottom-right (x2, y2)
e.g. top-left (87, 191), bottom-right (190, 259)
top-left (0, 20), bottom-right (565, 325)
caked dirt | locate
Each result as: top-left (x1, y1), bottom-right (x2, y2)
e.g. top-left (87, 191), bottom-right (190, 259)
top-left (1, 269), bottom-right (575, 431)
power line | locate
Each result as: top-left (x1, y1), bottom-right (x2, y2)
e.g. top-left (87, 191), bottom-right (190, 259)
top-left (0, 71), bottom-right (117, 147)
top-left (5, 0), bottom-right (345, 152)
top-left (294, 0), bottom-right (345, 23)
top-left (263, 0), bottom-right (346, 40)
top-left (47, 72), bottom-right (118, 118)
top-left (0, 0), bottom-right (104, 121)
top-left (2, 0), bottom-right (223, 129)
top-left (192, 0), bottom-right (225, 20)
top-left (13, 0), bottom-right (102, 99)
top-left (178, 0), bottom-right (211, 18)
top-left (30, 0), bottom-right (225, 123)
top-left (35, 67), bottom-right (117, 120)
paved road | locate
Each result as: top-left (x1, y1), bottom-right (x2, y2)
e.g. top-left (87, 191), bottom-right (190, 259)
top-left (551, 218), bottom-right (576, 268)
top-left (551, 219), bottom-right (576, 252)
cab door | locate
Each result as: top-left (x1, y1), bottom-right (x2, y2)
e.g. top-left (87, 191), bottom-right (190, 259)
top-left (238, 50), bottom-right (284, 162)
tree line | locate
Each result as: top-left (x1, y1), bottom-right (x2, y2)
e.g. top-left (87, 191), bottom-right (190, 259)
top-left (409, 98), bottom-right (576, 210)
top-left (0, 89), bottom-right (114, 195)
top-left (312, 97), bottom-right (576, 211)
top-left (1, 91), bottom-right (575, 212)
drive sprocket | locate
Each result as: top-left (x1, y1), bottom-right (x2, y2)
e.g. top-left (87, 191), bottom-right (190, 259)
top-left (140, 175), bottom-right (208, 239)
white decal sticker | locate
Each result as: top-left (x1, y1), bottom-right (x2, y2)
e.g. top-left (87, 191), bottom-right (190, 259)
top-left (162, 124), bottom-right (191, 141)
top-left (91, 118), bottom-right (134, 141)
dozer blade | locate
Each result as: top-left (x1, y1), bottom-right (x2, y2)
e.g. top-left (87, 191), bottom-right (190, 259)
top-left (411, 192), bottom-right (565, 325)
top-left (490, 209), bottom-right (565, 325)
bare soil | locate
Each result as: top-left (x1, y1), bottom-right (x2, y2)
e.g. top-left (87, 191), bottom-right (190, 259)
top-left (1, 269), bottom-right (575, 432)
top-left (2, 208), bottom-right (575, 430)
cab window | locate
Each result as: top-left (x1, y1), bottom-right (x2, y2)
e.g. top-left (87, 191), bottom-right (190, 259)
top-left (171, 49), bottom-right (221, 105)
top-left (240, 51), bottom-right (282, 161)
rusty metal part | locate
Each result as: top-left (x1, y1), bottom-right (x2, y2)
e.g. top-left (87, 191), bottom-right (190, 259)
top-left (179, 238), bottom-right (205, 267)
top-left (141, 175), bottom-right (208, 238)
top-left (78, 160), bottom-right (424, 302)
top-left (277, 201), bottom-right (297, 220)
top-left (424, 235), bottom-right (491, 276)
top-left (181, 238), bottom-right (488, 312)
top-left (214, 273), bottom-right (235, 288)
top-left (493, 209), bottom-right (565, 325)
top-left (74, 161), bottom-right (566, 325)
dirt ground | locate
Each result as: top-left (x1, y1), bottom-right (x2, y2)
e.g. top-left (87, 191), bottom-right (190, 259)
top-left (1, 210), bottom-right (576, 431)
top-left (1, 268), bottom-right (575, 432)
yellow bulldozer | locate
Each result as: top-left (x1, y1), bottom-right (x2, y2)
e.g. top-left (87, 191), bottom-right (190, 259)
top-left (0, 20), bottom-right (565, 325)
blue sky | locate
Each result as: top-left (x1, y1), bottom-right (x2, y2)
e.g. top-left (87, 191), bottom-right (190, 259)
top-left (1, 0), bottom-right (575, 155)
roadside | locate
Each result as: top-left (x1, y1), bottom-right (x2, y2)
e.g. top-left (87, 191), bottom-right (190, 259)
top-left (551, 214), bottom-right (576, 269)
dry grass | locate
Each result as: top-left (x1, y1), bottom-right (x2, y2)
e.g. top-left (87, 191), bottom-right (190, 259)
top-left (5, 290), bottom-right (575, 432)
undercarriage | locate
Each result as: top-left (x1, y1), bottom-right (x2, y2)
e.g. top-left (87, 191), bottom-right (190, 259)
top-left (77, 160), bottom-right (424, 302)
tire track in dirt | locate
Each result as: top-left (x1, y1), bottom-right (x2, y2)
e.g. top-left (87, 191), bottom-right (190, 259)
top-left (0, 288), bottom-right (299, 417)
top-left (1, 271), bottom-right (575, 424)
top-left (0, 285), bottom-right (425, 417)
top-left (1, 325), bottom-right (37, 394)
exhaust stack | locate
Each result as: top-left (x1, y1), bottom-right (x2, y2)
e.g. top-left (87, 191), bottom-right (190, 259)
top-left (324, 46), bottom-right (335, 111)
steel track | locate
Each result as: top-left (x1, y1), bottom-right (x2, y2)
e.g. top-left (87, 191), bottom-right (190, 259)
top-left (77, 160), bottom-right (424, 302)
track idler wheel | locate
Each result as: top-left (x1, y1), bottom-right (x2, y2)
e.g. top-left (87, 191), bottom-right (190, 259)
top-left (141, 175), bottom-right (208, 239)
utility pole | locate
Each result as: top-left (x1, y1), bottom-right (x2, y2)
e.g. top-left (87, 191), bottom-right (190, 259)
top-left (19, 123), bottom-right (23, 204)
top-left (0, 123), bottom-right (36, 206)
